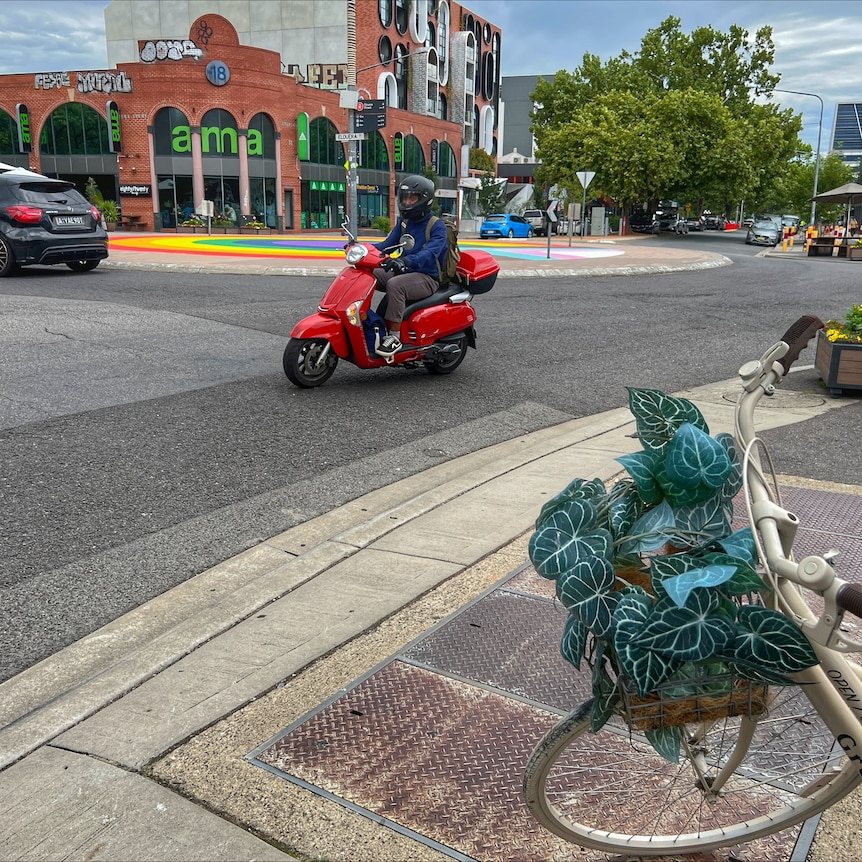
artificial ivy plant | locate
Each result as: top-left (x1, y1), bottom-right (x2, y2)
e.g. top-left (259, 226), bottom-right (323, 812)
top-left (529, 387), bottom-right (818, 761)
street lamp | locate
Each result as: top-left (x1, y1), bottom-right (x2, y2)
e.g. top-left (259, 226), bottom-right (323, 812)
top-left (774, 88), bottom-right (823, 227)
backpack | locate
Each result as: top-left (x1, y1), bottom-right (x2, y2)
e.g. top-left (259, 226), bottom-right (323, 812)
top-left (401, 215), bottom-right (461, 286)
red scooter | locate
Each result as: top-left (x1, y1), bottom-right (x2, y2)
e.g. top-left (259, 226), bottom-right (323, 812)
top-left (282, 221), bottom-right (499, 387)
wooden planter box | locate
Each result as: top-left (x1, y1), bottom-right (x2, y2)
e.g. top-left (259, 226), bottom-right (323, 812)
top-left (239, 227), bottom-right (272, 235)
top-left (849, 247), bottom-right (862, 260)
top-left (815, 329), bottom-right (862, 394)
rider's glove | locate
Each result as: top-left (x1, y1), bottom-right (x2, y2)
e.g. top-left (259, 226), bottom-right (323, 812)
top-left (381, 256), bottom-right (409, 274)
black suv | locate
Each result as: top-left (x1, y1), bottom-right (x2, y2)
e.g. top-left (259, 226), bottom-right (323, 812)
top-left (0, 168), bottom-right (108, 276)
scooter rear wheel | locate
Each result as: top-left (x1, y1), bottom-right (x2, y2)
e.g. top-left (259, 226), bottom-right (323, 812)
top-left (425, 332), bottom-right (468, 375)
top-left (283, 337), bottom-right (338, 387)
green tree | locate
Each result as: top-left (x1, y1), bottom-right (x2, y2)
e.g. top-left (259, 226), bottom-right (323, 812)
top-left (476, 171), bottom-right (505, 215)
top-left (469, 147), bottom-right (496, 174)
top-left (530, 16), bottom-right (800, 220)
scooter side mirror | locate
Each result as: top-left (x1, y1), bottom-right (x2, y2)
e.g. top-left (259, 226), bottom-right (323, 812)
top-left (401, 234), bottom-right (415, 252)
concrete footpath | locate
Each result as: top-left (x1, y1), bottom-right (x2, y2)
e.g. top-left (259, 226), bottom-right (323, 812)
top-left (1, 231), bottom-right (859, 861)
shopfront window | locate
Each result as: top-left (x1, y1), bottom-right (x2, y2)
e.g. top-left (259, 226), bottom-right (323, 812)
top-left (250, 176), bottom-right (277, 226)
top-left (301, 179), bottom-right (346, 230)
top-left (156, 175), bottom-right (194, 227)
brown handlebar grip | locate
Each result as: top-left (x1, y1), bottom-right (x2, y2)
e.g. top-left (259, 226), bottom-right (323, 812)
top-left (778, 315), bottom-right (825, 373)
top-left (837, 583), bottom-right (862, 619)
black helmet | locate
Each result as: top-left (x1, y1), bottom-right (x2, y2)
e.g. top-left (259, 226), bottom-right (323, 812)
top-left (397, 174), bottom-right (435, 221)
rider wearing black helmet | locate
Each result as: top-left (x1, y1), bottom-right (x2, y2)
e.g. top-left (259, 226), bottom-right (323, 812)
top-left (373, 174), bottom-right (447, 357)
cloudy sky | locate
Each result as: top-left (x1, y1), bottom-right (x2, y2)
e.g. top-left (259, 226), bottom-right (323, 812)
top-left (2, 0), bottom-right (858, 154)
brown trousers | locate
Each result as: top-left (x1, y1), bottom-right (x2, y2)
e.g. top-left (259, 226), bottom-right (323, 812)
top-left (373, 268), bottom-right (437, 328)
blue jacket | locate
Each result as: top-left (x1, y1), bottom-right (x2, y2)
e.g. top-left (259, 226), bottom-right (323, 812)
top-left (374, 212), bottom-right (447, 280)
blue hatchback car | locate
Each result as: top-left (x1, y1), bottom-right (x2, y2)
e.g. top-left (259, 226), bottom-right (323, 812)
top-left (479, 213), bottom-right (534, 239)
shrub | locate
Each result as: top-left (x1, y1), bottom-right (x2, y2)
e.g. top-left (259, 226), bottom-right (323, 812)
top-left (371, 216), bottom-right (391, 234)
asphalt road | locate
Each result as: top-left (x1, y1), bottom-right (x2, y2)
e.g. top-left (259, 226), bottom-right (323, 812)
top-left (1, 232), bottom-right (859, 681)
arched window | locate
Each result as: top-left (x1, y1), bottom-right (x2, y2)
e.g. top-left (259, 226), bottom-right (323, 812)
top-left (378, 0), bottom-right (392, 27)
top-left (378, 35), bottom-right (392, 66)
top-left (200, 108), bottom-right (240, 221)
top-left (402, 134), bottom-right (425, 174)
top-left (394, 44), bottom-right (409, 110)
top-left (437, 1), bottom-right (449, 86)
top-left (472, 104), bottom-right (480, 149)
top-left (437, 141), bottom-right (457, 177)
top-left (39, 102), bottom-right (110, 155)
top-left (395, 0), bottom-right (408, 35)
top-left (362, 130), bottom-right (390, 171)
top-left (309, 116), bottom-right (345, 166)
top-left (152, 106), bottom-right (189, 155)
top-left (437, 93), bottom-right (448, 121)
top-left (0, 108), bottom-right (19, 155)
top-left (246, 112), bottom-right (276, 159)
top-left (426, 22), bottom-right (436, 49)
top-left (152, 107), bottom-right (193, 228)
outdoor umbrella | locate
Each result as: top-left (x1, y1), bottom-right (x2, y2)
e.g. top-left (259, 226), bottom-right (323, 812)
top-left (813, 182), bottom-right (862, 233)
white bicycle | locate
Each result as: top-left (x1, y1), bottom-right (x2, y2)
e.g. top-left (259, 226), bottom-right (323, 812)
top-left (523, 315), bottom-right (862, 855)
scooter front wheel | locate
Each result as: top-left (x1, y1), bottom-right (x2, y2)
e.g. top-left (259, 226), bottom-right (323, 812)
top-left (283, 338), bottom-right (338, 387)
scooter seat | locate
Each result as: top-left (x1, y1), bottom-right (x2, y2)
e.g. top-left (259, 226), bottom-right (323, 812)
top-left (378, 283), bottom-right (466, 320)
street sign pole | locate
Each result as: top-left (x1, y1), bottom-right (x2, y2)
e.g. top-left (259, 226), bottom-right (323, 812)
top-left (346, 0), bottom-right (358, 230)
top-left (576, 170), bottom-right (596, 239)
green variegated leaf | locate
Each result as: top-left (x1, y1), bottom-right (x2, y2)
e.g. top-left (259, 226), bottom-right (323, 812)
top-left (618, 643), bottom-right (681, 697)
top-left (718, 528), bottom-right (758, 565)
top-left (590, 662), bottom-right (620, 732)
top-left (607, 479), bottom-right (641, 540)
top-left (626, 387), bottom-right (708, 453)
top-left (559, 614), bottom-right (588, 668)
top-left (674, 495), bottom-right (733, 544)
top-left (612, 589), bottom-right (653, 646)
top-left (663, 565), bottom-right (736, 608)
top-left (666, 422), bottom-right (732, 490)
top-left (535, 477), bottom-right (607, 529)
top-left (528, 501), bottom-right (612, 579)
top-left (732, 605), bottom-right (819, 673)
top-left (616, 450), bottom-right (664, 504)
top-left (724, 660), bottom-right (796, 686)
top-left (700, 552), bottom-right (764, 595)
top-left (644, 726), bottom-right (681, 763)
top-left (633, 592), bottom-right (736, 661)
top-left (715, 432), bottom-right (743, 499)
top-left (557, 556), bottom-right (619, 637)
top-left (618, 499), bottom-right (675, 555)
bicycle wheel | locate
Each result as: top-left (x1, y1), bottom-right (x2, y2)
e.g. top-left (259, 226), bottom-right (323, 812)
top-left (524, 689), bottom-right (861, 855)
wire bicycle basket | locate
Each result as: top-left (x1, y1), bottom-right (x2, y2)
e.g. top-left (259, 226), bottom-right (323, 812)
top-left (619, 669), bottom-right (770, 731)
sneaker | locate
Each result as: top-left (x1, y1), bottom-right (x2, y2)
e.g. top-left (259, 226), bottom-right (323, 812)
top-left (376, 334), bottom-right (402, 357)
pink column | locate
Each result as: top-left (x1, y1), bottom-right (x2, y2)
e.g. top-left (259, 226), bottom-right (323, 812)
top-left (191, 126), bottom-right (204, 209)
top-left (238, 130), bottom-right (250, 217)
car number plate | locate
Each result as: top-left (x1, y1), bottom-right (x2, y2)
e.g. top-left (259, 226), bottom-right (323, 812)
top-left (56, 215), bottom-right (85, 225)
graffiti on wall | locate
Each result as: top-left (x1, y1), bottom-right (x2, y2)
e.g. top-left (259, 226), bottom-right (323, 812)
top-left (34, 71), bottom-right (132, 94)
top-left (77, 71), bottom-right (132, 94)
top-left (34, 72), bottom-right (71, 90)
top-left (285, 64), bottom-right (348, 90)
top-left (139, 40), bottom-right (203, 63)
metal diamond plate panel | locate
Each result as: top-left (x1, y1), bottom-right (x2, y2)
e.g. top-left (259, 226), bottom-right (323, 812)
top-left (403, 590), bottom-right (589, 711)
top-left (255, 661), bottom-right (566, 861)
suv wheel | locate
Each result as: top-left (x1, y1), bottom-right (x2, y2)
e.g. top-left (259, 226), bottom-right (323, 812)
top-left (66, 260), bottom-right (101, 272)
top-left (0, 236), bottom-right (18, 277)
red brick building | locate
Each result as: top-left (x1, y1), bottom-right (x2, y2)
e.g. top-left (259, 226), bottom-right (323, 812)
top-left (0, 2), bottom-right (501, 232)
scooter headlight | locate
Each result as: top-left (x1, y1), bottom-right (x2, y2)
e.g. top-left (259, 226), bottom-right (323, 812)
top-left (346, 243), bottom-right (368, 265)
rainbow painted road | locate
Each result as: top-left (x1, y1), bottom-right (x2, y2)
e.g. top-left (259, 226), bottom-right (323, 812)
top-left (107, 233), bottom-right (625, 262)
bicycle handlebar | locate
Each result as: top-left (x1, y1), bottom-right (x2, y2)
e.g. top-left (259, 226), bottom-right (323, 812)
top-left (734, 315), bottom-right (862, 651)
